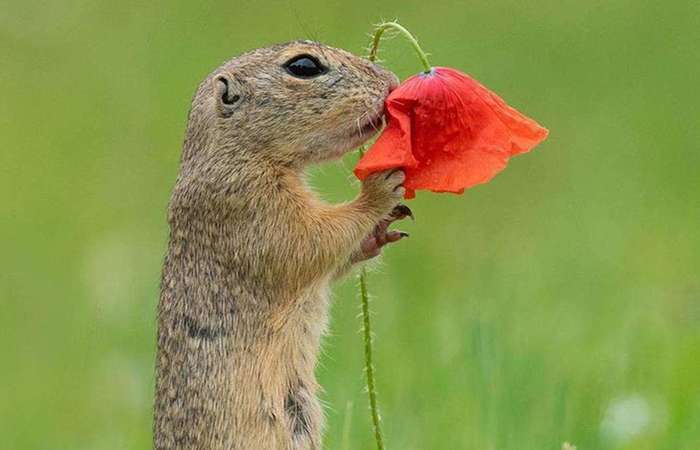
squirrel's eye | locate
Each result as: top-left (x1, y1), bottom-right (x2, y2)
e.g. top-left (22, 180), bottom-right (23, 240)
top-left (284, 55), bottom-right (327, 78)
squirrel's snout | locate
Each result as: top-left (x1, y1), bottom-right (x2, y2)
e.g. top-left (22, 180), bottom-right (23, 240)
top-left (367, 61), bottom-right (399, 92)
top-left (387, 72), bottom-right (400, 92)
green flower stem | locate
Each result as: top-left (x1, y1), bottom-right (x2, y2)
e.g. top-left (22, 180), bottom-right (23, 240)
top-left (357, 21), bottom-right (429, 450)
top-left (356, 144), bottom-right (385, 450)
top-left (359, 267), bottom-right (384, 450)
top-left (368, 21), bottom-right (432, 71)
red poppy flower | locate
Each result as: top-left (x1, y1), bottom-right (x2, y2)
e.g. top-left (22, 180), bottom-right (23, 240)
top-left (354, 67), bottom-right (548, 198)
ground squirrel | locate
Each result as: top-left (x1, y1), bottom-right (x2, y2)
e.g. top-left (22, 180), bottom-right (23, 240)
top-left (154, 41), bottom-right (411, 450)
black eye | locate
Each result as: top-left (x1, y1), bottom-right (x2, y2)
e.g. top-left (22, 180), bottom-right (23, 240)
top-left (284, 55), bottom-right (327, 78)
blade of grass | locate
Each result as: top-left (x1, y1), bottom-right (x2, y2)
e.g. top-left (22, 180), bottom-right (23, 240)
top-left (340, 400), bottom-right (354, 450)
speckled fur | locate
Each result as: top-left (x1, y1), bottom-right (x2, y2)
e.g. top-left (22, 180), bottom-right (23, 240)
top-left (154, 41), bottom-right (402, 450)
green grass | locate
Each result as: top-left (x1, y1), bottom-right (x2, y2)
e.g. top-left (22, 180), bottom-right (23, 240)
top-left (1, 0), bottom-right (699, 449)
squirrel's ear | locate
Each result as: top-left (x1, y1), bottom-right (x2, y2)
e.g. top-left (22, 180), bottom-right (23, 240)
top-left (213, 72), bottom-right (242, 116)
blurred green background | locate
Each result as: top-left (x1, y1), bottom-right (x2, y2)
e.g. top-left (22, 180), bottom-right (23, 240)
top-left (2, 0), bottom-right (699, 449)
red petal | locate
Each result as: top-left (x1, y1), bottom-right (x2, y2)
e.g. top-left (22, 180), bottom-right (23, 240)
top-left (353, 98), bottom-right (418, 180)
top-left (354, 67), bottom-right (548, 199)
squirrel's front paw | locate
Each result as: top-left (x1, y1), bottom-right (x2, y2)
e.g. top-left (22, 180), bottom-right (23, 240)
top-left (361, 169), bottom-right (405, 213)
top-left (353, 204), bottom-right (414, 262)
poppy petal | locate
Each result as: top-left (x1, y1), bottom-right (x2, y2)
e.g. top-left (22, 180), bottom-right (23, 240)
top-left (353, 99), bottom-right (418, 180)
top-left (354, 66), bottom-right (548, 199)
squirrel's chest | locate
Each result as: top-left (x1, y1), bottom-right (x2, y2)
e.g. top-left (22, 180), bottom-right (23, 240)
top-left (271, 280), bottom-right (332, 351)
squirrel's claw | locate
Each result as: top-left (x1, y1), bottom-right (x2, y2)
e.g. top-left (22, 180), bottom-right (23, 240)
top-left (358, 229), bottom-right (409, 261)
top-left (386, 230), bottom-right (409, 241)
top-left (355, 210), bottom-right (412, 262)
top-left (390, 204), bottom-right (414, 221)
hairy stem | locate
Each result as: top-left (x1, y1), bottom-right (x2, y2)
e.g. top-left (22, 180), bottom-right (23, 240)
top-left (357, 139), bottom-right (385, 450)
top-left (368, 21), bottom-right (431, 71)
top-left (359, 267), bottom-right (384, 450)
top-left (357, 21), bottom-right (428, 450)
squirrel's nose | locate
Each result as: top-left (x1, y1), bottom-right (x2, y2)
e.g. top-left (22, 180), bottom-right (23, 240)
top-left (369, 62), bottom-right (399, 92)
top-left (387, 72), bottom-right (400, 92)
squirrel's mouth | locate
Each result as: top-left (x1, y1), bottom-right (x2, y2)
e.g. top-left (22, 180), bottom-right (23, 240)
top-left (354, 112), bottom-right (385, 140)
top-left (332, 105), bottom-right (387, 159)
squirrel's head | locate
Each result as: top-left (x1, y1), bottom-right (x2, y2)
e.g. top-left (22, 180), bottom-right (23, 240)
top-left (181, 41), bottom-right (398, 167)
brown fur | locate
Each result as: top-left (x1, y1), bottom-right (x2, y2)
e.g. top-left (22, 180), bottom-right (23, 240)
top-left (154, 41), bottom-right (403, 450)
